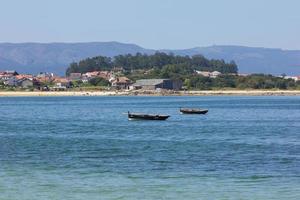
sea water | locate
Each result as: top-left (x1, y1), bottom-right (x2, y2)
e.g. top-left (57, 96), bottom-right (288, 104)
top-left (0, 96), bottom-right (299, 200)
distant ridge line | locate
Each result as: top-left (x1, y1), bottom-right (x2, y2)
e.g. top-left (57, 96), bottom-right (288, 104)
top-left (0, 42), bottom-right (299, 75)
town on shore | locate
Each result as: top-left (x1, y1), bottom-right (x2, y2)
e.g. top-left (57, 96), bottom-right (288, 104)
top-left (0, 68), bottom-right (183, 92)
top-left (1, 52), bottom-right (300, 94)
top-left (1, 68), bottom-right (300, 95)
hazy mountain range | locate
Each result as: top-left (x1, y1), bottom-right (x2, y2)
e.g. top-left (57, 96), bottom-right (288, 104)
top-left (0, 42), bottom-right (299, 75)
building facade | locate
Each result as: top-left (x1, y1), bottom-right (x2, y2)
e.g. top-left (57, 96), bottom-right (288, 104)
top-left (132, 79), bottom-right (182, 90)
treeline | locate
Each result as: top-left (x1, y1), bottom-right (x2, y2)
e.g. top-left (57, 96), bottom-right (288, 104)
top-left (185, 74), bottom-right (300, 90)
top-left (66, 52), bottom-right (238, 75)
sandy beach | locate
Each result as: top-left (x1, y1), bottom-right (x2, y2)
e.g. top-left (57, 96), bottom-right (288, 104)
top-left (0, 91), bottom-right (123, 97)
top-left (1, 90), bottom-right (300, 97)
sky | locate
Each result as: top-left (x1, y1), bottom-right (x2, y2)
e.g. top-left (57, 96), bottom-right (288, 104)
top-left (0, 0), bottom-right (299, 50)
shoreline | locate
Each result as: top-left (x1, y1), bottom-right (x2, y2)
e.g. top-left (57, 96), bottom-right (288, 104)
top-left (1, 90), bottom-right (300, 97)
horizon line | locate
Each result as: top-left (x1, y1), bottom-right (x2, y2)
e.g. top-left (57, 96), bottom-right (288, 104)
top-left (0, 41), bottom-right (295, 51)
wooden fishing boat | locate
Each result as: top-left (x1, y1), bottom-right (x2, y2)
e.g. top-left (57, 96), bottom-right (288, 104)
top-left (128, 112), bottom-right (170, 120)
top-left (180, 108), bottom-right (208, 114)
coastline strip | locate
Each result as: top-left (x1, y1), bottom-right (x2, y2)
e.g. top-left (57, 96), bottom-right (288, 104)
top-left (1, 90), bottom-right (300, 97)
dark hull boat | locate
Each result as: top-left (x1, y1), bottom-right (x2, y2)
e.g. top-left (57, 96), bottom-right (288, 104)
top-left (128, 112), bottom-right (170, 120)
top-left (180, 108), bottom-right (208, 114)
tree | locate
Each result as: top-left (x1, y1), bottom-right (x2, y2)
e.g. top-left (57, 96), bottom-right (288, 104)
top-left (89, 77), bottom-right (110, 86)
top-left (66, 52), bottom-right (239, 76)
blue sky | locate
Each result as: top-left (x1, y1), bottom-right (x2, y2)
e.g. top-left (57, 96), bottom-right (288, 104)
top-left (0, 0), bottom-right (299, 49)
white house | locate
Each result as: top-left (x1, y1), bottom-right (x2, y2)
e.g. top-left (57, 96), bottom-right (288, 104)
top-left (195, 70), bottom-right (222, 78)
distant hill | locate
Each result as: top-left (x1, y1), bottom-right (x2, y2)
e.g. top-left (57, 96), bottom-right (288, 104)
top-left (167, 46), bottom-right (300, 75)
top-left (0, 42), bottom-right (154, 75)
top-left (0, 42), bottom-right (299, 75)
